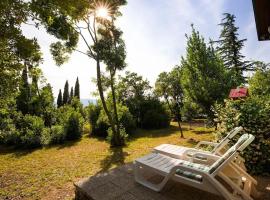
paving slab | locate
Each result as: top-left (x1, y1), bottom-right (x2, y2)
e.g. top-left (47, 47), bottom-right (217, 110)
top-left (74, 163), bottom-right (270, 200)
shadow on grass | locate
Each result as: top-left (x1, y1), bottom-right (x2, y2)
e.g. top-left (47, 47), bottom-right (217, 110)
top-left (192, 130), bottom-right (213, 135)
top-left (0, 145), bottom-right (39, 157)
top-left (129, 125), bottom-right (188, 141)
top-left (98, 147), bottom-right (129, 173)
top-left (0, 138), bottom-right (82, 157)
top-left (186, 138), bottom-right (199, 146)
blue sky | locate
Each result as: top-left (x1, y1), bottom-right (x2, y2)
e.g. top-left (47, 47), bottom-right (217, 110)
top-left (22, 0), bottom-right (270, 99)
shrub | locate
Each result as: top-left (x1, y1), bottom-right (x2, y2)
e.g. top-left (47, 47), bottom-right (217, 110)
top-left (41, 128), bottom-right (51, 146)
top-left (215, 97), bottom-right (270, 174)
top-left (41, 125), bottom-right (66, 145)
top-left (92, 103), bottom-right (136, 137)
top-left (140, 98), bottom-right (170, 129)
top-left (93, 111), bottom-right (110, 137)
top-left (16, 115), bottom-right (45, 148)
top-left (142, 110), bottom-right (170, 129)
top-left (50, 125), bottom-right (66, 144)
top-left (86, 103), bottom-right (101, 135)
top-left (0, 123), bottom-right (20, 145)
top-left (107, 126), bottom-right (128, 146)
top-left (117, 104), bottom-right (136, 134)
top-left (83, 122), bottom-right (91, 135)
top-left (65, 111), bottom-right (84, 140)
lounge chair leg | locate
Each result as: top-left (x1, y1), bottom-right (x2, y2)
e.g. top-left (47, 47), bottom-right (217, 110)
top-left (134, 163), bottom-right (172, 192)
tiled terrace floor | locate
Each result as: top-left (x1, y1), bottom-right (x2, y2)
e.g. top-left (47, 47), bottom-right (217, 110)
top-left (74, 163), bottom-right (270, 200)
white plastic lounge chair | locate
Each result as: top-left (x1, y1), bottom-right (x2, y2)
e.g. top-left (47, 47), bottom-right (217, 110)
top-left (134, 134), bottom-right (255, 200)
top-left (154, 126), bottom-right (243, 160)
top-left (154, 126), bottom-right (247, 170)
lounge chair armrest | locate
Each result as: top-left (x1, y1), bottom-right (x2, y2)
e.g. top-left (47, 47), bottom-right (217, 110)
top-left (195, 141), bottom-right (218, 149)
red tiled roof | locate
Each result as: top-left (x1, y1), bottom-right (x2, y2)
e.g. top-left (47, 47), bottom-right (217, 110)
top-left (229, 88), bottom-right (249, 99)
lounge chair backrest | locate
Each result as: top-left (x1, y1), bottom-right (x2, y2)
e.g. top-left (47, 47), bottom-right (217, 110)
top-left (212, 126), bottom-right (243, 153)
top-left (209, 134), bottom-right (254, 174)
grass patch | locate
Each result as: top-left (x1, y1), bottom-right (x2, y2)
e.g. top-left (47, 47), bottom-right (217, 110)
top-left (0, 122), bottom-right (214, 199)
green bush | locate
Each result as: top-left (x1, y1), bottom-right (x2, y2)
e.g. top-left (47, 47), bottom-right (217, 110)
top-left (86, 103), bottom-right (101, 135)
top-left (0, 122), bottom-right (20, 145)
top-left (106, 126), bottom-right (128, 146)
top-left (93, 111), bottom-right (110, 137)
top-left (117, 104), bottom-right (136, 134)
top-left (50, 125), bottom-right (66, 144)
top-left (215, 97), bottom-right (270, 174)
top-left (83, 122), bottom-right (91, 135)
top-left (41, 128), bottom-right (51, 146)
top-left (16, 114), bottom-right (45, 148)
top-left (140, 98), bottom-right (170, 129)
top-left (92, 103), bottom-right (136, 137)
top-left (65, 111), bottom-right (84, 140)
top-left (142, 110), bottom-right (170, 129)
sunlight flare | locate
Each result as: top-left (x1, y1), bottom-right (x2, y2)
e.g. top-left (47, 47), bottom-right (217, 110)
top-left (96, 6), bottom-right (110, 19)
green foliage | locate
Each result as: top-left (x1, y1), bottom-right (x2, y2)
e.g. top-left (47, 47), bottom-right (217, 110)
top-left (86, 103), bottom-right (101, 135)
top-left (107, 126), bottom-right (128, 146)
top-left (91, 102), bottom-right (135, 137)
top-left (215, 13), bottom-right (251, 86)
top-left (57, 89), bottom-right (63, 108)
top-left (117, 71), bottom-right (152, 127)
top-left (142, 110), bottom-right (170, 129)
top-left (63, 80), bottom-right (69, 105)
top-left (74, 77), bottom-right (80, 99)
top-left (65, 111), bottom-right (84, 140)
top-left (15, 114), bottom-right (45, 148)
top-left (141, 98), bottom-right (170, 129)
top-left (16, 67), bottom-right (31, 114)
top-left (215, 97), bottom-right (270, 174)
top-left (69, 87), bottom-right (74, 103)
top-left (83, 122), bottom-right (91, 135)
top-left (181, 25), bottom-right (230, 121)
top-left (249, 69), bottom-right (270, 97)
top-left (0, 118), bottom-right (20, 145)
top-left (41, 126), bottom-right (66, 145)
top-left (182, 99), bottom-right (202, 122)
top-left (155, 67), bottom-right (184, 136)
top-left (116, 104), bottom-right (136, 134)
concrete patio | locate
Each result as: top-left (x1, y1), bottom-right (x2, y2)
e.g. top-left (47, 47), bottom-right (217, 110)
top-left (74, 163), bottom-right (270, 200)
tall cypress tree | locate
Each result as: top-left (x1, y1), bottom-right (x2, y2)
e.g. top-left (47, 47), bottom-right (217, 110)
top-left (215, 13), bottom-right (251, 87)
top-left (57, 89), bottom-right (63, 108)
top-left (69, 87), bottom-right (74, 103)
top-left (74, 77), bottom-right (80, 100)
top-left (16, 66), bottom-right (31, 114)
top-left (63, 80), bottom-right (69, 105)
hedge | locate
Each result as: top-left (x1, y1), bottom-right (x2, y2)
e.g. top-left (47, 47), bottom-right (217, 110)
top-left (215, 96), bottom-right (270, 175)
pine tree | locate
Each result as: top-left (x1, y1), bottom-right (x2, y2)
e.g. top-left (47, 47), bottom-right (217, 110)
top-left (16, 66), bottom-right (31, 114)
top-left (69, 87), bottom-right (74, 103)
top-left (57, 89), bottom-right (63, 108)
top-left (74, 77), bottom-right (80, 100)
top-left (63, 80), bottom-right (69, 105)
top-left (215, 13), bottom-right (251, 86)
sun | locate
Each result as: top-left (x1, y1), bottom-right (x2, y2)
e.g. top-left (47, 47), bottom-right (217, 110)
top-left (96, 6), bottom-right (110, 19)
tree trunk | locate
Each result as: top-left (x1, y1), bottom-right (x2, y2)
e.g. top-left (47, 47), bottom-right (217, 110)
top-left (109, 69), bottom-right (121, 146)
top-left (176, 116), bottom-right (184, 138)
top-left (165, 97), bottom-right (184, 138)
top-left (96, 58), bottom-right (117, 145)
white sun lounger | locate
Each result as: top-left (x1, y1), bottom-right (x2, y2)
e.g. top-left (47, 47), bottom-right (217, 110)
top-left (153, 127), bottom-right (247, 170)
top-left (134, 134), bottom-right (255, 200)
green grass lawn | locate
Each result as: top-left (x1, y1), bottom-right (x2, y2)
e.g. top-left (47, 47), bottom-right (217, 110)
top-left (0, 122), bottom-right (214, 200)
